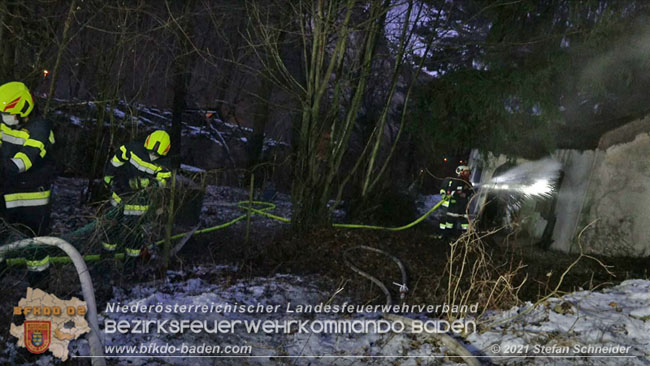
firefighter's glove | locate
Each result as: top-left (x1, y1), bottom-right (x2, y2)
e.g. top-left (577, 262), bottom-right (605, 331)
top-left (103, 176), bottom-right (114, 189)
top-left (155, 171), bottom-right (171, 187)
top-left (139, 177), bottom-right (151, 188)
top-left (128, 177), bottom-right (153, 190)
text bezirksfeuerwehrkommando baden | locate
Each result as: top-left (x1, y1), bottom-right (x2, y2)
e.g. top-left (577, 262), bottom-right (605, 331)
top-left (104, 318), bottom-right (476, 335)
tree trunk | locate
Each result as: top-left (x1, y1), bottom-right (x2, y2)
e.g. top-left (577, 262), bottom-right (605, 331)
top-left (245, 74), bottom-right (273, 169)
top-left (170, 60), bottom-right (187, 169)
top-left (215, 12), bottom-right (246, 121)
top-left (0, 2), bottom-right (16, 81)
top-left (44, 0), bottom-right (77, 115)
top-left (168, 0), bottom-right (194, 169)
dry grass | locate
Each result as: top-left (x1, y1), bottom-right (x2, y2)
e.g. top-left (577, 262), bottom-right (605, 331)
top-left (443, 225), bottom-right (527, 322)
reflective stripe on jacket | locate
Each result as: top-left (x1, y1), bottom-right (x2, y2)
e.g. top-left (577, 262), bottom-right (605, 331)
top-left (1, 118), bottom-right (56, 203)
top-left (105, 141), bottom-right (171, 196)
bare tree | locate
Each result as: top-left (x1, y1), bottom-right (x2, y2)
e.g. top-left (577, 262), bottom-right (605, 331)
top-left (246, 0), bottom-right (429, 230)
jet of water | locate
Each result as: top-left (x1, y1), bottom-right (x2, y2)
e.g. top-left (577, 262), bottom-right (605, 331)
top-left (476, 158), bottom-right (563, 224)
top-left (482, 158), bottom-right (563, 201)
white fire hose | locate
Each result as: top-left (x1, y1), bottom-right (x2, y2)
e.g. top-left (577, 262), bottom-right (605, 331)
top-left (0, 237), bottom-right (106, 366)
top-left (344, 245), bottom-right (480, 366)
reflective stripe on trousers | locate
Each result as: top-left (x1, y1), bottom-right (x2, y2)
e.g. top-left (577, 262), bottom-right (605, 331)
top-left (102, 242), bottom-right (118, 252)
top-left (26, 256), bottom-right (50, 272)
top-left (111, 192), bottom-right (122, 206)
top-left (4, 190), bottom-right (51, 209)
top-left (123, 204), bottom-right (148, 216)
top-left (111, 192), bottom-right (149, 215)
top-left (125, 248), bottom-right (141, 257)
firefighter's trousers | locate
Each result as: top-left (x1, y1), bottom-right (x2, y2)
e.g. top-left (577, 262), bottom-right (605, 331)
top-left (1, 185), bottom-right (53, 288)
top-left (99, 192), bottom-right (150, 274)
top-left (439, 212), bottom-right (469, 237)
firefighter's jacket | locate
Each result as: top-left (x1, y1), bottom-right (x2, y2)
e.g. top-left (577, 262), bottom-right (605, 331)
top-left (105, 141), bottom-right (171, 212)
top-left (0, 118), bottom-right (56, 208)
top-left (440, 177), bottom-right (473, 215)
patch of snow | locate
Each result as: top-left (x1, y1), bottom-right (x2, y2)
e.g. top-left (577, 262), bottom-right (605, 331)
top-left (3, 261), bottom-right (650, 365)
top-left (222, 121), bottom-right (252, 132)
top-left (95, 267), bottom-right (460, 365)
top-left (138, 116), bottom-right (153, 125)
top-left (180, 164), bottom-right (206, 173)
top-left (468, 279), bottom-right (650, 364)
top-left (110, 107), bottom-right (126, 119)
top-left (69, 115), bottom-right (83, 126)
top-left (141, 107), bottom-right (170, 120)
top-left (416, 194), bottom-right (445, 221)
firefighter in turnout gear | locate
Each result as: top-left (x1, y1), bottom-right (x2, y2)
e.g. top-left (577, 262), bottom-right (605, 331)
top-left (0, 81), bottom-right (56, 286)
top-left (439, 165), bottom-right (473, 238)
top-left (100, 130), bottom-right (172, 277)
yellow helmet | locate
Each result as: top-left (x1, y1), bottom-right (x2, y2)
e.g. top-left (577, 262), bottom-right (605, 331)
top-left (0, 81), bottom-right (34, 117)
top-left (144, 130), bottom-right (171, 156)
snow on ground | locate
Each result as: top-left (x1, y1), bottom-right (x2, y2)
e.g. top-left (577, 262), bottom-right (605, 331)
top-left (180, 163), bottom-right (206, 173)
top-left (69, 115), bottom-right (83, 126)
top-left (54, 100), bottom-right (289, 159)
top-left (468, 279), bottom-right (650, 365)
top-left (416, 194), bottom-right (445, 222)
top-left (82, 276), bottom-right (650, 365)
top-left (2, 266), bottom-right (650, 365)
top-left (50, 177), bottom-right (97, 235)
top-left (9, 179), bottom-right (649, 365)
top-left (200, 185), bottom-right (351, 229)
top-left (201, 185), bottom-right (293, 230)
top-left (69, 265), bottom-right (462, 366)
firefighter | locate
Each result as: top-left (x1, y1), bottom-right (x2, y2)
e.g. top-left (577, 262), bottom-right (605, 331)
top-left (0, 81), bottom-right (56, 286)
top-left (100, 130), bottom-right (172, 277)
top-left (439, 165), bottom-right (473, 238)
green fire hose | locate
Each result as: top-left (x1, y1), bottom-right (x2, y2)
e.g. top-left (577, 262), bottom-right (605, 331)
top-left (4, 199), bottom-right (445, 267)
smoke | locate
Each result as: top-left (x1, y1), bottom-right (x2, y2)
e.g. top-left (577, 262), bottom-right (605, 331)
top-left (579, 24), bottom-right (650, 92)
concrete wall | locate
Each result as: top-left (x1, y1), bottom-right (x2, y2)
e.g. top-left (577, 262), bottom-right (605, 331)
top-left (577, 132), bottom-right (650, 257)
top-left (472, 117), bottom-right (650, 258)
top-left (472, 140), bottom-right (649, 256)
top-left (550, 150), bottom-right (598, 253)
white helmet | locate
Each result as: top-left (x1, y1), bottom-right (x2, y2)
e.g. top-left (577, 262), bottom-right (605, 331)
top-left (455, 165), bottom-right (470, 176)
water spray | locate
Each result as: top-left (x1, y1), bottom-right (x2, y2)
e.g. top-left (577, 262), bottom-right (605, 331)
top-left (476, 158), bottom-right (563, 218)
top-left (479, 158), bottom-right (563, 199)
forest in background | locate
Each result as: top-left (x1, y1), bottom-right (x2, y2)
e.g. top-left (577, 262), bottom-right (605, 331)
top-left (3, 0), bottom-right (650, 229)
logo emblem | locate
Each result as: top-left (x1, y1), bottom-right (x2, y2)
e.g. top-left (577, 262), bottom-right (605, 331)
top-left (25, 321), bottom-right (51, 354)
top-left (3, 96), bottom-right (21, 112)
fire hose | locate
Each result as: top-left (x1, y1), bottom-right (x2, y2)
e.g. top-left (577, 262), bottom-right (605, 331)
top-left (343, 245), bottom-right (480, 366)
top-left (0, 201), bottom-right (479, 364)
top-left (4, 199), bottom-right (447, 266)
top-left (0, 237), bottom-right (106, 366)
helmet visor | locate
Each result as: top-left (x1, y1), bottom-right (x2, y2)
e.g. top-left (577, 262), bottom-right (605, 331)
top-left (1, 112), bottom-right (19, 126)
